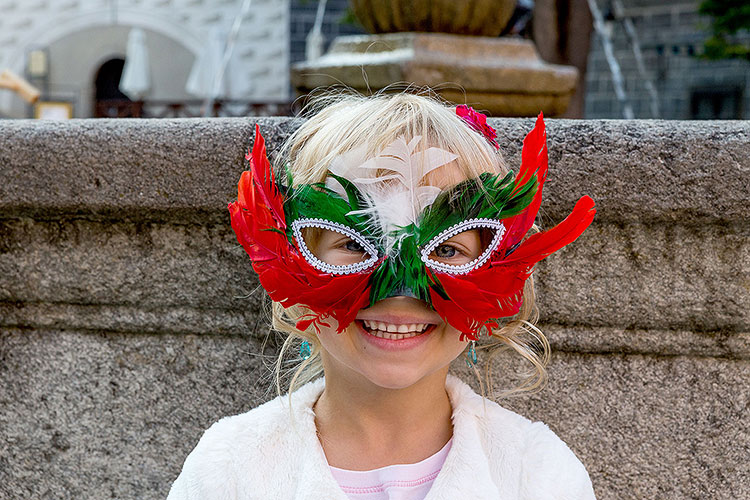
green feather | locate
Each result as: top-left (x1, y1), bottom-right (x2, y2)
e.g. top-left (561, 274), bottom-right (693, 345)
top-left (326, 173), bottom-right (368, 213)
top-left (283, 176), bottom-right (381, 246)
top-left (368, 234), bottom-right (431, 304)
top-left (418, 171), bottom-right (538, 245)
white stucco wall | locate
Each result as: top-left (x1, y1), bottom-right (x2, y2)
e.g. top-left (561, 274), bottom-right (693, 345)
top-left (0, 0), bottom-right (290, 118)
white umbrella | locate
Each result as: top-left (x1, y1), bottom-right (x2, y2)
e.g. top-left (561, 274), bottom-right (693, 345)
top-left (120, 28), bottom-right (151, 100)
top-left (186, 27), bottom-right (227, 98)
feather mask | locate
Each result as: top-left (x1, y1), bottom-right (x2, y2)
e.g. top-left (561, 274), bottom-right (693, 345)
top-left (230, 114), bottom-right (596, 339)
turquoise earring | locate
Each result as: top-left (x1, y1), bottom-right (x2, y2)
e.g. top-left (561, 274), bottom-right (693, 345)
top-left (465, 340), bottom-right (478, 367)
top-left (299, 340), bottom-right (311, 360)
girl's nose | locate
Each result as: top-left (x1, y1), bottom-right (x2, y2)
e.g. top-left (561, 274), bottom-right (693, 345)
top-left (383, 285), bottom-right (418, 300)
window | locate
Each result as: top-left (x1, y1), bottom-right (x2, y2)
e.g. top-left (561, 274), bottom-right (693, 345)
top-left (690, 86), bottom-right (743, 119)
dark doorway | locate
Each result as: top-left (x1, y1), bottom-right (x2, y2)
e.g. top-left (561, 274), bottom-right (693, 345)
top-left (93, 58), bottom-right (142, 117)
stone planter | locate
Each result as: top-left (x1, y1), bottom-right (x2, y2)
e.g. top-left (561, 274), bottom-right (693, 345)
top-left (292, 33), bottom-right (578, 117)
top-left (350, 0), bottom-right (516, 37)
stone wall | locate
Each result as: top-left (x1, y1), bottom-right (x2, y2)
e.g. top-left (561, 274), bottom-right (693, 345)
top-left (1, 117), bottom-right (748, 499)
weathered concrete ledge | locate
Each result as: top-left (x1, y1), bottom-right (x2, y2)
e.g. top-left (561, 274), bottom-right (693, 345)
top-left (1, 117), bottom-right (749, 499)
top-left (1, 118), bottom-right (747, 223)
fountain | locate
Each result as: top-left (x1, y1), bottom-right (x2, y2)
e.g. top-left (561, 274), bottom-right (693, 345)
top-left (291, 0), bottom-right (579, 116)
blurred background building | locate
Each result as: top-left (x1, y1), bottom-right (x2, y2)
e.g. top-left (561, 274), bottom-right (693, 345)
top-left (0, 0), bottom-right (748, 119)
top-left (0, 0), bottom-right (290, 118)
top-left (583, 0), bottom-right (750, 119)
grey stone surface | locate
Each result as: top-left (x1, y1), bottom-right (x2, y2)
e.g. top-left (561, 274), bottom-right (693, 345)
top-left (1, 117), bottom-right (748, 499)
top-left (453, 347), bottom-right (750, 500)
top-left (536, 220), bottom-right (750, 336)
top-left (0, 117), bottom-right (302, 222)
top-left (0, 328), bottom-right (272, 500)
top-left (2, 329), bottom-right (747, 500)
top-left (1, 118), bottom-right (746, 223)
top-left (0, 217), bottom-right (263, 322)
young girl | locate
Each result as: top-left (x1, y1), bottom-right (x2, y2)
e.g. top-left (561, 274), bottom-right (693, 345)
top-left (168, 93), bottom-right (597, 499)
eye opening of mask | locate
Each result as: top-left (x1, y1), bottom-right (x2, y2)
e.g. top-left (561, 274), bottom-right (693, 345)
top-left (420, 219), bottom-right (506, 275)
top-left (292, 218), bottom-right (380, 275)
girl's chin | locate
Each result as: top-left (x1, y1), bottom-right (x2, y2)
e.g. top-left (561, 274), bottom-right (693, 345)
top-left (353, 364), bottom-right (449, 391)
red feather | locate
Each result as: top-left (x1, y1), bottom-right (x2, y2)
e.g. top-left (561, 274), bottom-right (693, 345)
top-left (243, 124), bottom-right (285, 228)
top-left (229, 126), bottom-right (372, 333)
top-left (503, 112), bottom-right (548, 250)
top-left (499, 196), bottom-right (595, 264)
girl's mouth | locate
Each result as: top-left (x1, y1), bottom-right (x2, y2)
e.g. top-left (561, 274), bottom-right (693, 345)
top-left (357, 320), bottom-right (435, 340)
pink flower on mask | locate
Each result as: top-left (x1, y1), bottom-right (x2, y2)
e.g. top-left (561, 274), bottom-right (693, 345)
top-left (456, 105), bottom-right (499, 150)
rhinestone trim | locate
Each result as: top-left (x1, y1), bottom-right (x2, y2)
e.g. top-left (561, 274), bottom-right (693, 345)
top-left (291, 218), bottom-right (380, 275)
top-left (420, 218), bottom-right (506, 274)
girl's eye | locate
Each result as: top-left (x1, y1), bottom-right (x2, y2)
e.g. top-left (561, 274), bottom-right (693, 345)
top-left (301, 227), bottom-right (376, 267)
top-left (434, 244), bottom-right (456, 258)
top-left (426, 229), bottom-right (491, 266)
top-left (421, 223), bottom-right (505, 274)
top-left (293, 220), bottom-right (379, 274)
top-left (344, 239), bottom-right (365, 253)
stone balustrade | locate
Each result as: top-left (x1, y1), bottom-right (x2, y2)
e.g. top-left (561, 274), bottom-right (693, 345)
top-left (0, 117), bottom-right (748, 499)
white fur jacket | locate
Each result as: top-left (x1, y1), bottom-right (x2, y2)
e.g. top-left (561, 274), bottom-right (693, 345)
top-left (167, 375), bottom-right (596, 500)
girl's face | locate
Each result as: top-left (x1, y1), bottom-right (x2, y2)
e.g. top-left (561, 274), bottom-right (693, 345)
top-left (312, 161), bottom-right (482, 390)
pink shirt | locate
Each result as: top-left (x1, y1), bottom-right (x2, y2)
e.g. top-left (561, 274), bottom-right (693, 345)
top-left (329, 439), bottom-right (453, 500)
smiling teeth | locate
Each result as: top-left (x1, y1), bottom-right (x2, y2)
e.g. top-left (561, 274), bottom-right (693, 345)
top-left (362, 321), bottom-right (429, 339)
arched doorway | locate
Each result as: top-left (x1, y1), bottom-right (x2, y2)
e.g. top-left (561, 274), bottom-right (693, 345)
top-left (93, 58), bottom-right (141, 117)
top-left (3, 12), bottom-right (203, 118)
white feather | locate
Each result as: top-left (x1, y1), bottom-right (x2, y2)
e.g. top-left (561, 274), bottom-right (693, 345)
top-left (325, 136), bottom-right (458, 254)
top-left (325, 146), bottom-right (370, 198)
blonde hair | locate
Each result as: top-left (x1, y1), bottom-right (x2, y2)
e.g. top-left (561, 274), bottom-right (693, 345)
top-left (270, 90), bottom-right (549, 400)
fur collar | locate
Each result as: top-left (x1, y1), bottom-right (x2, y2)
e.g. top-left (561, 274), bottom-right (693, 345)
top-left (168, 375), bottom-right (595, 500)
